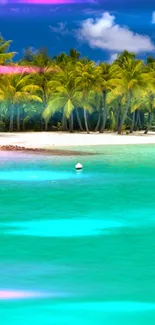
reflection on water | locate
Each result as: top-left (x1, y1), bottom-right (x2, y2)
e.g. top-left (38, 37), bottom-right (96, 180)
top-left (0, 290), bottom-right (53, 300)
top-left (1, 219), bottom-right (124, 237)
top-left (0, 170), bottom-right (86, 181)
top-left (1, 145), bottom-right (155, 324)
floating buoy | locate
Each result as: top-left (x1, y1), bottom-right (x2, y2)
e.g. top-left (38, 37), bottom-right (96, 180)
top-left (75, 163), bottom-right (83, 170)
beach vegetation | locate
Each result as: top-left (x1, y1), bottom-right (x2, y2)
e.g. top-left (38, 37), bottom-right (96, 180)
top-left (0, 37), bottom-right (155, 134)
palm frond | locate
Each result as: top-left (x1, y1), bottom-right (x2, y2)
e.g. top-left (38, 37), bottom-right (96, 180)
top-left (42, 97), bottom-right (66, 121)
top-left (64, 99), bottom-right (74, 118)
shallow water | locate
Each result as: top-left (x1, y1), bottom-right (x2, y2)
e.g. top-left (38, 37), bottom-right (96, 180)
top-left (1, 145), bottom-right (155, 324)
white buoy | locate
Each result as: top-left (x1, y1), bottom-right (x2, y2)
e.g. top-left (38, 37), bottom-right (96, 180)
top-left (75, 163), bottom-right (83, 170)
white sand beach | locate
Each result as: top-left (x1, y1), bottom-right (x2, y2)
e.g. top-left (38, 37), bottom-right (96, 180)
top-left (0, 131), bottom-right (155, 149)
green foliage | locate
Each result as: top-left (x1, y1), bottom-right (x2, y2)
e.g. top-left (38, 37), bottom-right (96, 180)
top-left (57, 122), bottom-right (61, 131)
top-left (0, 36), bottom-right (16, 64)
top-left (0, 37), bottom-right (155, 133)
top-left (0, 120), bottom-right (5, 131)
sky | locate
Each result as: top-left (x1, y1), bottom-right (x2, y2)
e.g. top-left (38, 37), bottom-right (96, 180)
top-left (0, 0), bottom-right (155, 63)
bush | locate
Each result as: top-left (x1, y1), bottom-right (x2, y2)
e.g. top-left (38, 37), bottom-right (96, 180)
top-left (121, 124), bottom-right (127, 134)
top-left (57, 122), bottom-right (62, 131)
top-left (0, 120), bottom-right (6, 131)
top-left (33, 124), bottom-right (41, 131)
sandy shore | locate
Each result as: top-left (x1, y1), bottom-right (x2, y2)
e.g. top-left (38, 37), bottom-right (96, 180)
top-left (0, 132), bottom-right (155, 154)
top-left (0, 132), bottom-right (155, 150)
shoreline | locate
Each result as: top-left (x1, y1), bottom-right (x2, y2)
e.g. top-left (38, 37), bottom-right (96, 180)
top-left (0, 132), bottom-right (155, 152)
top-left (0, 145), bottom-right (97, 156)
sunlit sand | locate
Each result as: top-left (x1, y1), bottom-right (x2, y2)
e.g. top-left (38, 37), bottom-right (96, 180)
top-left (0, 132), bottom-right (155, 150)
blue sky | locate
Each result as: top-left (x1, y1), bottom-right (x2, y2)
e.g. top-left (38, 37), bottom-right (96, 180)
top-left (0, 0), bottom-right (155, 62)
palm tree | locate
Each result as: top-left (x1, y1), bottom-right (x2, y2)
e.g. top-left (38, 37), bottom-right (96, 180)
top-left (95, 63), bottom-right (121, 133)
top-left (143, 63), bottom-right (155, 133)
top-left (0, 36), bottom-right (16, 64)
top-left (106, 90), bottom-right (123, 132)
top-left (132, 87), bottom-right (155, 134)
top-left (115, 58), bottom-right (151, 134)
top-left (53, 52), bottom-right (69, 69)
top-left (114, 50), bottom-right (136, 67)
top-left (93, 92), bottom-right (104, 132)
top-left (1, 41), bottom-right (155, 134)
top-left (42, 68), bottom-right (82, 132)
top-left (0, 73), bottom-right (42, 132)
top-left (20, 49), bottom-right (60, 131)
top-left (74, 61), bottom-right (99, 133)
top-left (69, 48), bottom-right (80, 61)
top-left (146, 55), bottom-right (155, 66)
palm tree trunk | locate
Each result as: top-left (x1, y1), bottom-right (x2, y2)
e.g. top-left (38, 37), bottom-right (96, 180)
top-left (40, 115), bottom-right (44, 131)
top-left (94, 111), bottom-right (101, 132)
top-left (134, 110), bottom-right (138, 131)
top-left (22, 118), bottom-right (25, 131)
top-left (144, 110), bottom-right (154, 134)
top-left (135, 110), bottom-right (143, 130)
top-left (21, 106), bottom-right (25, 131)
top-left (76, 108), bottom-right (84, 131)
top-left (100, 91), bottom-right (107, 133)
top-left (130, 111), bottom-right (136, 133)
top-left (84, 109), bottom-right (89, 134)
top-left (17, 105), bottom-right (20, 132)
top-left (45, 120), bottom-right (48, 131)
top-left (141, 111), bottom-right (144, 127)
top-left (9, 104), bottom-right (14, 132)
top-left (42, 84), bottom-right (48, 131)
top-left (137, 110), bottom-right (142, 130)
top-left (69, 113), bottom-right (74, 133)
top-left (115, 102), bottom-right (121, 132)
top-left (61, 112), bottom-right (68, 131)
top-left (118, 92), bottom-right (131, 134)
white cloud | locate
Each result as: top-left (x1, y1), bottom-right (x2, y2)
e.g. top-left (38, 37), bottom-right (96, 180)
top-left (82, 8), bottom-right (103, 16)
top-left (152, 11), bottom-right (155, 24)
top-left (95, 60), bottom-right (100, 66)
top-left (109, 53), bottom-right (118, 63)
top-left (77, 12), bottom-right (155, 53)
top-left (29, 47), bottom-right (38, 55)
top-left (49, 22), bottom-right (70, 36)
top-left (22, 47), bottom-right (38, 55)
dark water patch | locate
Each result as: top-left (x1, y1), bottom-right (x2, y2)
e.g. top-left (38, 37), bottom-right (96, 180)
top-left (0, 146), bottom-right (99, 156)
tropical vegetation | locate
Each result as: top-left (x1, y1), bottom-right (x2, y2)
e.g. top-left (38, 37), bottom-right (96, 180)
top-left (0, 36), bottom-right (155, 134)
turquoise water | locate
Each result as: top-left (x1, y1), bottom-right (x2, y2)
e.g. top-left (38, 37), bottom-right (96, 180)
top-left (1, 145), bottom-right (155, 324)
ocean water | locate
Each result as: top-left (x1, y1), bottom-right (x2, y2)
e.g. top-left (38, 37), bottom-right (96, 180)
top-left (0, 145), bottom-right (155, 324)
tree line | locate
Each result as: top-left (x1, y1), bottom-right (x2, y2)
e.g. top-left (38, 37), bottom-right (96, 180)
top-left (0, 36), bottom-right (155, 134)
